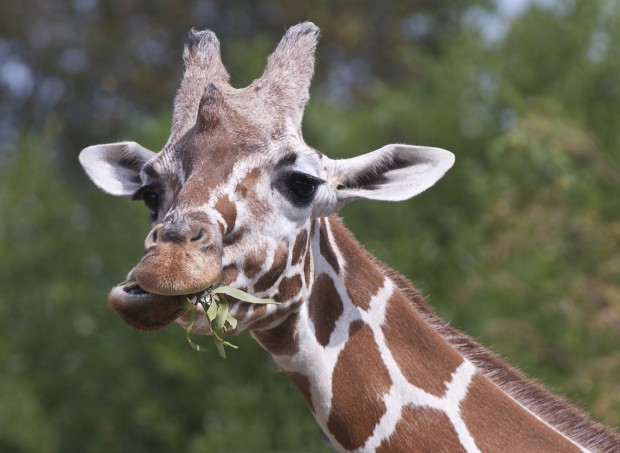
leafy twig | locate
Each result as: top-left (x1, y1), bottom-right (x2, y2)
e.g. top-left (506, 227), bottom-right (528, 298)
top-left (183, 286), bottom-right (277, 358)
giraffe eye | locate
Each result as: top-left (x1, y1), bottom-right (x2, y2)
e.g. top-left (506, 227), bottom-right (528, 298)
top-left (288, 175), bottom-right (316, 199)
top-left (142, 190), bottom-right (160, 212)
top-left (274, 171), bottom-right (324, 207)
top-left (133, 188), bottom-right (161, 221)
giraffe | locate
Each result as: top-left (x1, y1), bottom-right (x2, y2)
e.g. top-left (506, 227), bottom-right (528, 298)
top-left (79, 23), bottom-right (620, 452)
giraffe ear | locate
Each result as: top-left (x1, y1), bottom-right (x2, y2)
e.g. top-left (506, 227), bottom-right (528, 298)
top-left (325, 144), bottom-right (454, 209)
top-left (79, 141), bottom-right (156, 196)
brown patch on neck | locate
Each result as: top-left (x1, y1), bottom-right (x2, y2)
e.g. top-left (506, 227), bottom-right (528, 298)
top-left (253, 312), bottom-right (300, 356)
top-left (277, 274), bottom-right (302, 302)
top-left (319, 218), bottom-right (340, 274)
top-left (291, 229), bottom-right (308, 264)
top-left (328, 216), bottom-right (385, 310)
top-left (377, 406), bottom-right (467, 453)
top-left (214, 195), bottom-right (237, 234)
top-left (253, 240), bottom-right (289, 293)
top-left (220, 263), bottom-right (240, 286)
top-left (243, 243), bottom-right (268, 278)
top-left (308, 273), bottom-right (343, 347)
top-left (382, 291), bottom-right (463, 396)
top-left (328, 321), bottom-right (392, 450)
top-left (303, 249), bottom-right (312, 286)
top-left (461, 374), bottom-right (581, 452)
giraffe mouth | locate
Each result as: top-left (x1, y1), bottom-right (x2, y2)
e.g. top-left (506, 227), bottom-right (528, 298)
top-left (108, 279), bottom-right (189, 331)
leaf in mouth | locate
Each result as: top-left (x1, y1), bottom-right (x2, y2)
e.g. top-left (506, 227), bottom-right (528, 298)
top-left (183, 286), bottom-right (277, 358)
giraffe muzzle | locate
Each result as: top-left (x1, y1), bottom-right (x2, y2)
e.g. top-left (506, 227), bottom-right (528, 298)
top-left (133, 220), bottom-right (223, 296)
top-left (107, 220), bottom-right (224, 331)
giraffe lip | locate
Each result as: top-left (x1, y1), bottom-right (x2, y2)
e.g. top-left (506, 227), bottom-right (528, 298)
top-left (118, 279), bottom-right (207, 299)
top-left (116, 280), bottom-right (162, 297)
top-left (108, 280), bottom-right (187, 331)
top-left (123, 283), bottom-right (149, 296)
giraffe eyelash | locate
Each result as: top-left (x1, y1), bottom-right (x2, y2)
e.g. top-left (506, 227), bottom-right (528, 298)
top-left (273, 171), bottom-right (324, 207)
top-left (131, 184), bottom-right (160, 202)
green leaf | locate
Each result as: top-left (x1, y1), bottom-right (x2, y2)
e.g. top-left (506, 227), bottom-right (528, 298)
top-left (214, 300), bottom-right (229, 333)
top-left (210, 286), bottom-right (277, 305)
top-left (182, 297), bottom-right (196, 310)
top-left (213, 333), bottom-right (239, 359)
top-left (215, 341), bottom-right (226, 358)
top-left (184, 307), bottom-right (209, 353)
top-left (206, 298), bottom-right (218, 323)
top-left (225, 312), bottom-right (238, 330)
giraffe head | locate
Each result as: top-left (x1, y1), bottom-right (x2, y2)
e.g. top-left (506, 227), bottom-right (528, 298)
top-left (79, 23), bottom-right (454, 333)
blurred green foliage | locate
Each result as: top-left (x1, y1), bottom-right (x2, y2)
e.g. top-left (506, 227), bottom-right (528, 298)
top-left (1, 1), bottom-right (619, 452)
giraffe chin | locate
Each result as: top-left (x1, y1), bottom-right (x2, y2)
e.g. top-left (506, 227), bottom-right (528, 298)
top-left (108, 280), bottom-right (186, 331)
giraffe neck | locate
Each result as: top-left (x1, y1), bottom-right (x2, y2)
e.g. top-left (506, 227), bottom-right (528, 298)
top-left (253, 216), bottom-right (619, 453)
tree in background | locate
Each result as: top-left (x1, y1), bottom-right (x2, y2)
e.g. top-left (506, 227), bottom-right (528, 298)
top-left (1, 1), bottom-right (618, 451)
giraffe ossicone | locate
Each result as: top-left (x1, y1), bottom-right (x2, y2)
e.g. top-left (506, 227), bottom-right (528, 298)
top-left (79, 22), bottom-right (620, 452)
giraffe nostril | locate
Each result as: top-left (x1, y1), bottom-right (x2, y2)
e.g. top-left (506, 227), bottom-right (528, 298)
top-left (191, 228), bottom-right (206, 242)
top-left (151, 229), bottom-right (158, 243)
